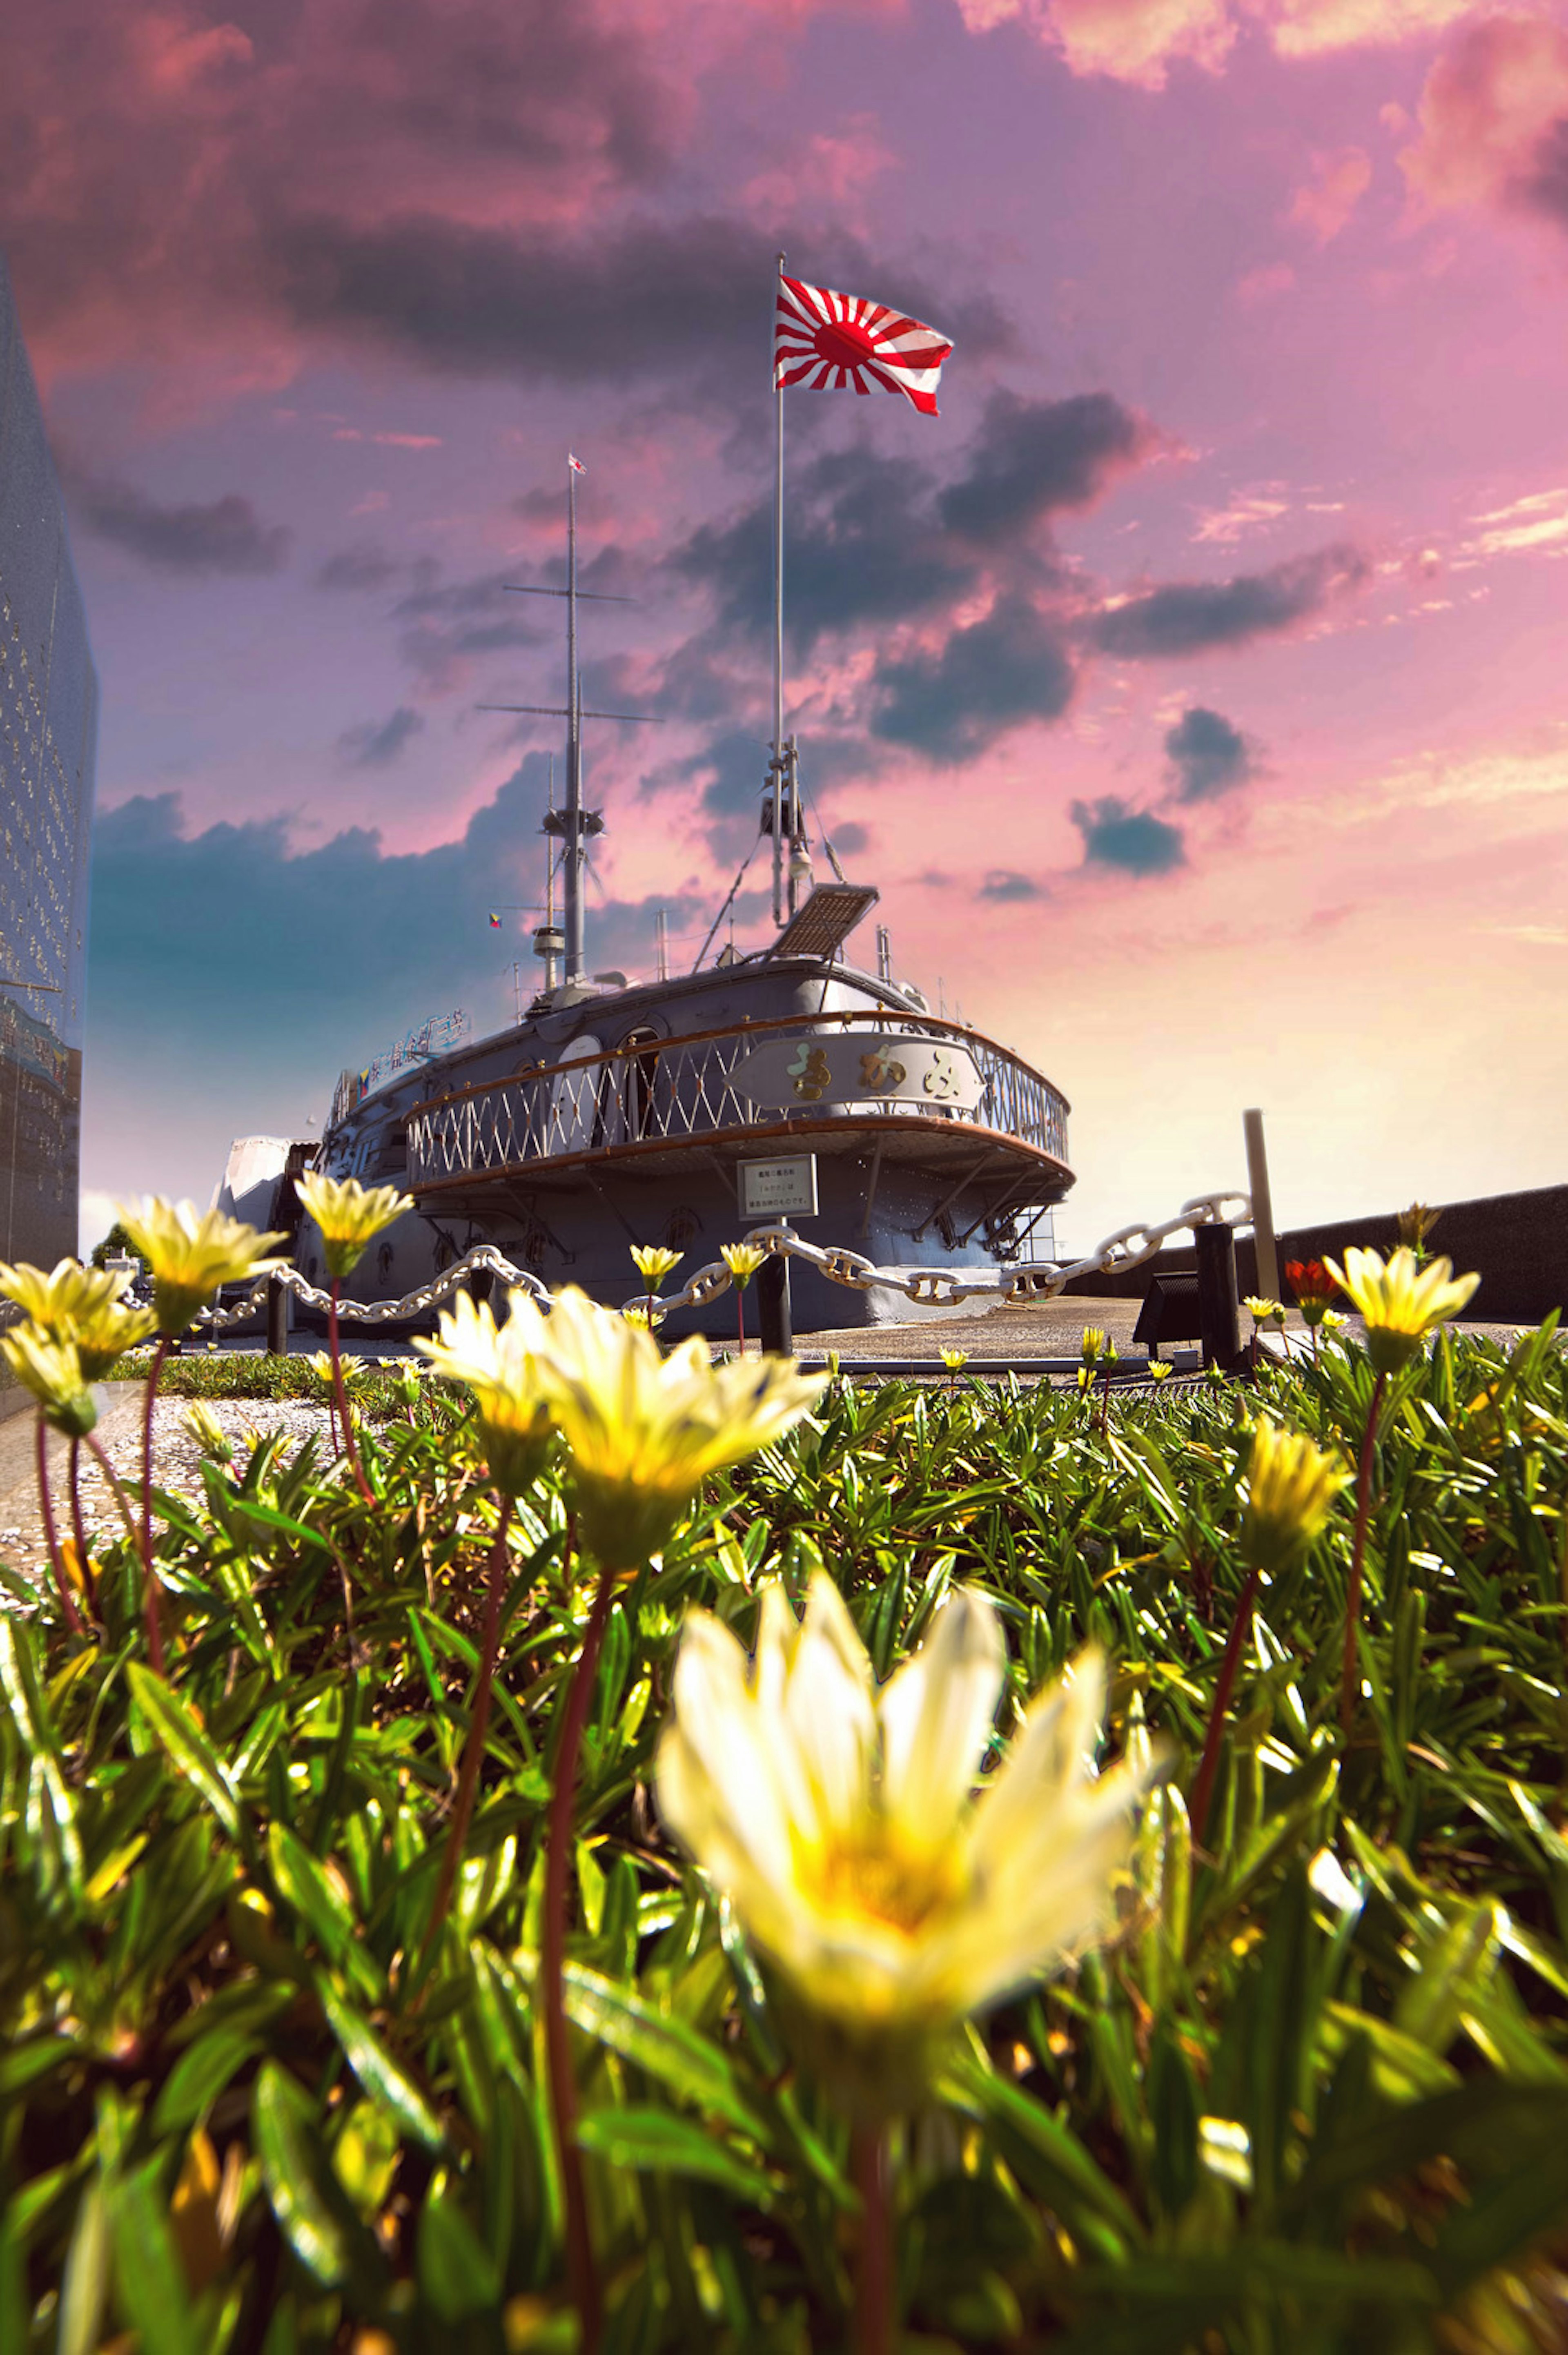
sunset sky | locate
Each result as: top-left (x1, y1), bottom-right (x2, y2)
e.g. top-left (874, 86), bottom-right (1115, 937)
top-left (5, 0), bottom-right (1568, 1263)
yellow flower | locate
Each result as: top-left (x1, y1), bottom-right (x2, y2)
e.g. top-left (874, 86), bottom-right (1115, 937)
top-left (1079, 1327), bottom-right (1109, 1366)
top-left (1243, 1296), bottom-right (1285, 1327)
top-left (1323, 1245), bottom-right (1480, 1376)
top-left (414, 1289), bottom-right (555, 1497)
top-left (184, 1400), bottom-right (234, 1462)
top-left (0, 1258), bottom-right (154, 1376)
top-left (1148, 1361), bottom-right (1173, 1383)
top-left (1320, 1309), bottom-right (1349, 1335)
top-left (720, 1243), bottom-right (766, 1286)
top-left (0, 1326), bottom-right (97, 1437)
top-left (630, 1245), bottom-right (683, 1288)
top-left (295, 1172), bottom-right (414, 1279)
top-left (117, 1199), bottom-right (287, 1338)
top-left (656, 1576), bottom-right (1160, 2112)
top-left (940, 1348), bottom-right (969, 1372)
top-left (1239, 1420), bottom-right (1347, 1577)
top-left (0, 1257), bottom-right (126, 1331)
top-left (1396, 1201), bottom-right (1440, 1257)
top-left (621, 1303), bottom-right (663, 1330)
top-left (513, 1285), bottom-right (824, 1566)
top-left (74, 1295), bottom-right (157, 1381)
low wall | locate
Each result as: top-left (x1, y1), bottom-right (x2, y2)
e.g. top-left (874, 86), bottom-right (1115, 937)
top-left (1061, 1181), bottom-right (1568, 1328)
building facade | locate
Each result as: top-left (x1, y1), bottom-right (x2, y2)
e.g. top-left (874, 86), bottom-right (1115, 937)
top-left (0, 254), bottom-right (97, 1292)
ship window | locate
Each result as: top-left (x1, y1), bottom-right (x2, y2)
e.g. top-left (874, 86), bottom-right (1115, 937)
top-left (665, 1207), bottom-right (700, 1251)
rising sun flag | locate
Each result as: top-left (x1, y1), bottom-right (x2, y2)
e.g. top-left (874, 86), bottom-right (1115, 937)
top-left (773, 273), bottom-right (953, 416)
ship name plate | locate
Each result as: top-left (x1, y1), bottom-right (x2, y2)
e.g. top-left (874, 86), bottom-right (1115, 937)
top-left (728, 1034), bottom-right (982, 1111)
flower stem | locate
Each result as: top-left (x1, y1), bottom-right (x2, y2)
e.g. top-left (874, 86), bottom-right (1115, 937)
top-left (1189, 1561), bottom-right (1261, 1843)
top-left (140, 1337), bottom-right (169, 1673)
top-left (736, 1285), bottom-right (745, 1356)
top-left (67, 1435), bottom-right (95, 1620)
top-left (86, 1431), bottom-right (142, 1553)
top-left (851, 2124), bottom-right (894, 2355)
top-left (330, 1280), bottom-right (375, 1507)
top-left (35, 1418), bottom-right (84, 1637)
top-left (543, 1555), bottom-right (619, 2355)
top-left (419, 1495), bottom-right (514, 1964)
top-left (1341, 1368), bottom-right (1388, 1733)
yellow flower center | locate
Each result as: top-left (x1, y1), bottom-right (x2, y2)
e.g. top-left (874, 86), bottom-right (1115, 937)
top-left (799, 1826), bottom-right (966, 1936)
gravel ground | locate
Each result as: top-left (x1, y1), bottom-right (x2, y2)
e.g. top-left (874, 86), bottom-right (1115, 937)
top-left (0, 1392), bottom-right (338, 1601)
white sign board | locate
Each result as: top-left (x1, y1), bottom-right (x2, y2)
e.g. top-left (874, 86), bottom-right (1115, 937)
top-left (728, 1033), bottom-right (982, 1112)
top-left (739, 1155), bottom-right (819, 1219)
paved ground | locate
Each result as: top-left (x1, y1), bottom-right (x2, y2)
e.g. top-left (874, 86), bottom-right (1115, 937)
top-left (798, 1294), bottom-right (1547, 1361)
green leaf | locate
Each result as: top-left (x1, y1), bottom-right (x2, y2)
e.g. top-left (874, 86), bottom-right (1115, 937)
top-left (108, 2162), bottom-right (202, 2355)
top-left (938, 2046), bottom-right (1143, 2253)
top-left (222, 1491), bottom-right (332, 1550)
top-left (267, 1823), bottom-right (373, 1993)
top-left (252, 2061), bottom-right (373, 2294)
top-left (126, 1664), bottom-right (241, 1840)
top-left (151, 2027), bottom-right (262, 2135)
top-left (510, 1951), bottom-right (773, 2146)
top-left (0, 2033), bottom-right (78, 2097)
top-left (416, 2188), bottom-right (503, 2322)
top-left (315, 1975), bottom-right (444, 2152)
top-left (56, 2177), bottom-right (110, 2355)
top-left (575, 2105), bottom-right (775, 2205)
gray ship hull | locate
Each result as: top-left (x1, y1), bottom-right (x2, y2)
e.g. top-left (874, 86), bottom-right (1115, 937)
top-left (243, 953), bottom-right (1074, 1336)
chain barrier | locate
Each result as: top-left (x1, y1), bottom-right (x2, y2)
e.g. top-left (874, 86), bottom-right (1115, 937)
top-left (194, 1190), bottom-right (1251, 1331)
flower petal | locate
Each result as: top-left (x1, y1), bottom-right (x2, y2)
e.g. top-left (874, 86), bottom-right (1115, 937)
top-left (879, 1589), bottom-right (1004, 1845)
top-left (780, 1575), bottom-right (876, 1842)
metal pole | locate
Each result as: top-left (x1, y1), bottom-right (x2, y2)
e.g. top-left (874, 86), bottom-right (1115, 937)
top-left (565, 457), bottom-right (584, 982)
top-left (772, 252), bottom-right (786, 927)
top-left (757, 1228), bottom-right (793, 1356)
top-left (1243, 1108), bottom-right (1279, 1305)
top-left (266, 1272), bottom-right (289, 1357)
top-left (1195, 1221), bottom-right (1242, 1370)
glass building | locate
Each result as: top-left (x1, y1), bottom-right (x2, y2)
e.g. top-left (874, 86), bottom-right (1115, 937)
top-left (0, 254), bottom-right (98, 1299)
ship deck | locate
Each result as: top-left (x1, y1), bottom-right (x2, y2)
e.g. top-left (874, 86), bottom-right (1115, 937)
top-left (403, 1008), bottom-right (1073, 1227)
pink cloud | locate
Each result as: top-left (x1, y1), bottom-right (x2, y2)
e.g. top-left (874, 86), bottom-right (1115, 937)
top-left (955, 0), bottom-right (1233, 88)
top-left (0, 0), bottom-right (867, 397)
top-left (742, 115), bottom-right (898, 234)
top-left (1235, 261), bottom-right (1297, 303)
top-left (1287, 145), bottom-right (1372, 244)
top-left (1267, 0), bottom-right (1475, 61)
top-left (957, 0), bottom-right (1501, 88)
top-left (1400, 15), bottom-right (1568, 233)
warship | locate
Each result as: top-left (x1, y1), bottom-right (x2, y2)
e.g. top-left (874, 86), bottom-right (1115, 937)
top-left (217, 457), bottom-right (1076, 1335)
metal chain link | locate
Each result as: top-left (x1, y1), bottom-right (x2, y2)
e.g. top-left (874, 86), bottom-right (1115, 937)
top-left (200, 1245), bottom-right (552, 1330)
top-left (196, 1190), bottom-right (1251, 1329)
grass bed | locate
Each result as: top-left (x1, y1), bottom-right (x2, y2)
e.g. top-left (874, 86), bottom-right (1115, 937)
top-left (5, 1326), bottom-right (1568, 2350)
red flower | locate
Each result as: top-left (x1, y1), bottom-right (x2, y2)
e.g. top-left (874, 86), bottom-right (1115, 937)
top-left (1285, 1259), bottom-right (1337, 1306)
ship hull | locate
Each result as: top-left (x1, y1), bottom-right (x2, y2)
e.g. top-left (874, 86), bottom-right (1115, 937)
top-left (229, 956), bottom-right (1074, 1337)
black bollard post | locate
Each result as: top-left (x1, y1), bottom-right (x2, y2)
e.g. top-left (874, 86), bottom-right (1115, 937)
top-left (1195, 1221), bottom-right (1242, 1371)
top-left (266, 1272), bottom-right (289, 1357)
top-left (756, 1230), bottom-right (793, 1357)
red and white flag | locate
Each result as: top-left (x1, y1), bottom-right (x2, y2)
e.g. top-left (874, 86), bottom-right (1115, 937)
top-left (568, 452), bottom-right (586, 474)
top-left (774, 274), bottom-right (953, 416)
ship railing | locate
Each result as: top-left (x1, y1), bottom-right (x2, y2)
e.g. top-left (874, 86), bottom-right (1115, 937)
top-left (405, 1010), bottom-right (1069, 1187)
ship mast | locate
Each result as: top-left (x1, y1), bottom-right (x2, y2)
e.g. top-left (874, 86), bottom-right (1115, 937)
top-left (564, 454), bottom-right (586, 981)
top-left (485, 458), bottom-right (657, 993)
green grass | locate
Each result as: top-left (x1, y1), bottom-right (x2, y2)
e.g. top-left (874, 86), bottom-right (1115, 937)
top-left (116, 1347), bottom-right (420, 1418)
top-left (5, 1324), bottom-right (1568, 2351)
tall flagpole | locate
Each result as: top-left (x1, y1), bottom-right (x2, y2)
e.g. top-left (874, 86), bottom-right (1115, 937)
top-left (772, 252), bottom-right (786, 926)
top-left (565, 453), bottom-right (584, 982)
